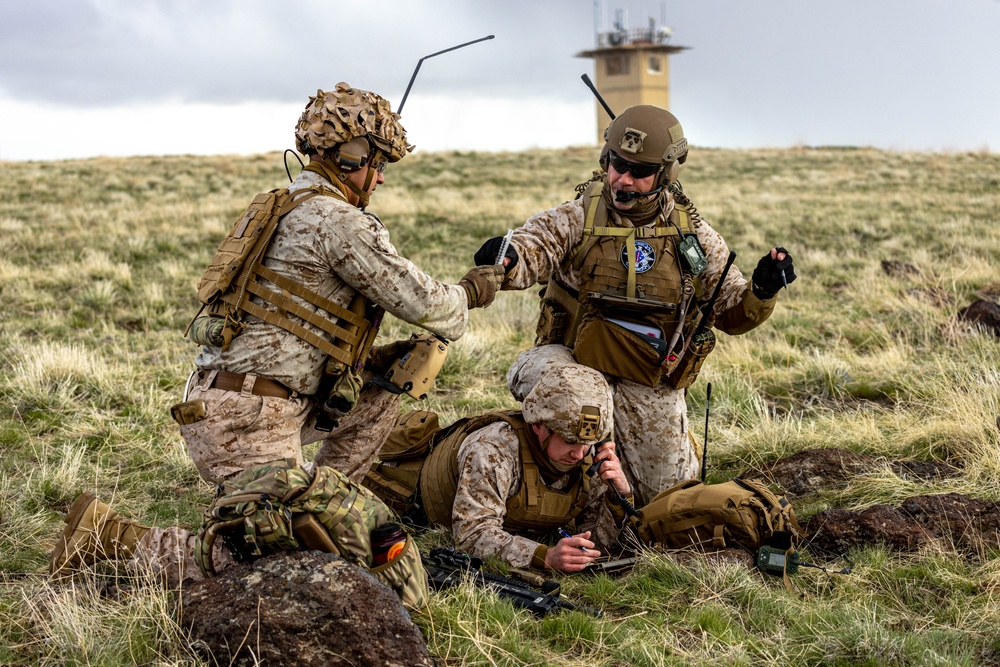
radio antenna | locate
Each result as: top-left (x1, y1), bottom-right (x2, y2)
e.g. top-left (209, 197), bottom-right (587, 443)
top-left (701, 382), bottom-right (712, 483)
top-left (580, 73), bottom-right (616, 120)
top-left (397, 35), bottom-right (495, 114)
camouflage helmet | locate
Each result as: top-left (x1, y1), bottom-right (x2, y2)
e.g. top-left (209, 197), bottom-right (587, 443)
top-left (522, 365), bottom-right (613, 446)
top-left (294, 83), bottom-right (412, 163)
top-left (601, 105), bottom-right (688, 184)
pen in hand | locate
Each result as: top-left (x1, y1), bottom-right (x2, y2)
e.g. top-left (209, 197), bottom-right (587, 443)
top-left (558, 527), bottom-right (590, 553)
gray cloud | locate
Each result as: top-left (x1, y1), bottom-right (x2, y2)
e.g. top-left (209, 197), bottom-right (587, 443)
top-left (2, 0), bottom-right (999, 154)
top-left (0, 0), bottom-right (595, 107)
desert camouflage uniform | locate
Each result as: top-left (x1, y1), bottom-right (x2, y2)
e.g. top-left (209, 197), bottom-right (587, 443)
top-left (133, 526), bottom-right (232, 588)
top-left (451, 421), bottom-right (626, 568)
top-left (504, 195), bottom-right (776, 505)
top-left (183, 169), bottom-right (468, 484)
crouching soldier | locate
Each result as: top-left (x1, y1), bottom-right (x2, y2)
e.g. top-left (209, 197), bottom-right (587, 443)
top-left (364, 364), bottom-right (635, 573)
top-left (49, 461), bottom-right (429, 610)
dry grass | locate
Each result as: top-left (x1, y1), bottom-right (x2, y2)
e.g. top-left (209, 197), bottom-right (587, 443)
top-left (1, 145), bottom-right (998, 665)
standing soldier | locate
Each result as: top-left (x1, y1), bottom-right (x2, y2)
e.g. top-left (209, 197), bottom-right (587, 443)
top-left (474, 105), bottom-right (796, 505)
top-left (177, 83), bottom-right (503, 485)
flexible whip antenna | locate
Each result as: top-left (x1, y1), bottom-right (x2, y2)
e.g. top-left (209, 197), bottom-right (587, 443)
top-left (701, 382), bottom-right (712, 483)
top-left (581, 73), bottom-right (616, 120)
top-left (397, 35), bottom-right (495, 114)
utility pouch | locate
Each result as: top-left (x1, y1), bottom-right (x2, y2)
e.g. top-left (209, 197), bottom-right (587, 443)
top-left (573, 314), bottom-right (666, 387)
top-left (292, 513), bottom-right (340, 555)
top-left (362, 462), bottom-right (424, 516)
top-left (368, 534), bottom-right (431, 611)
top-left (360, 410), bottom-right (440, 515)
top-left (534, 298), bottom-right (567, 346)
top-left (315, 364), bottom-right (363, 432)
top-left (666, 329), bottom-right (716, 390)
top-left (170, 399), bottom-right (207, 426)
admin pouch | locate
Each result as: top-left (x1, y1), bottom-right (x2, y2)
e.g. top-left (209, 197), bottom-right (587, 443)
top-left (195, 459), bottom-right (429, 610)
top-left (572, 312), bottom-right (668, 388)
top-left (628, 478), bottom-right (805, 583)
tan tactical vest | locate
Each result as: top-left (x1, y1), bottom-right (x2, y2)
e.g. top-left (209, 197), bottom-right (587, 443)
top-left (191, 185), bottom-right (382, 376)
top-left (419, 412), bottom-right (591, 537)
top-left (536, 181), bottom-right (703, 387)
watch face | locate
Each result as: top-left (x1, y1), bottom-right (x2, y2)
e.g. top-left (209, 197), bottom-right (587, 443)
top-left (621, 240), bottom-right (656, 273)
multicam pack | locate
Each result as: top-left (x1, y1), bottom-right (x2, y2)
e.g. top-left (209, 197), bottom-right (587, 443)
top-left (195, 459), bottom-right (429, 610)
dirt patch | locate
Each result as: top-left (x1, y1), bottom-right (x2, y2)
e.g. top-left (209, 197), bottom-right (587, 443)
top-left (957, 299), bottom-right (1000, 336)
top-left (746, 448), bottom-right (960, 498)
top-left (806, 494), bottom-right (1000, 555)
top-left (881, 260), bottom-right (922, 278)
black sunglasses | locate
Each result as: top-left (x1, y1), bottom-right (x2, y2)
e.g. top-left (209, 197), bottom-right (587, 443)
top-left (608, 151), bottom-right (660, 179)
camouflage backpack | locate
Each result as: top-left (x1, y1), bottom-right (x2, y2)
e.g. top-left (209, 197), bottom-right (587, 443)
top-left (195, 459), bottom-right (429, 610)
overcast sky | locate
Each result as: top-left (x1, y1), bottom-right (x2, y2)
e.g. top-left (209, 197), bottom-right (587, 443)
top-left (2, 0), bottom-right (999, 161)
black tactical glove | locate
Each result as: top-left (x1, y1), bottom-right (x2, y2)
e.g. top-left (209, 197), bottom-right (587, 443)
top-left (367, 338), bottom-right (418, 375)
top-left (751, 247), bottom-right (796, 299)
top-left (459, 265), bottom-right (505, 309)
top-left (473, 236), bottom-right (519, 272)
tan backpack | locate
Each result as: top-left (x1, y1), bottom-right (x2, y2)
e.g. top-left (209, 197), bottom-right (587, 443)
top-left (630, 478), bottom-right (804, 556)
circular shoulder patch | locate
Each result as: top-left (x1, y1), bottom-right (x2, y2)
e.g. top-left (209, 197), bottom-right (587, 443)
top-left (620, 240), bottom-right (656, 273)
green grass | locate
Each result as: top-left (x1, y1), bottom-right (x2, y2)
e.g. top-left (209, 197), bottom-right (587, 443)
top-left (1, 145), bottom-right (999, 665)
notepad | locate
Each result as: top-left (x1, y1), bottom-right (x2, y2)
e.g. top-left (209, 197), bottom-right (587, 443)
top-left (607, 318), bottom-right (662, 339)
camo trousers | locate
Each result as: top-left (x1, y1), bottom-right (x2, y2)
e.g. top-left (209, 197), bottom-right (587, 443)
top-left (507, 344), bottom-right (700, 506)
top-left (134, 526), bottom-right (233, 588)
top-left (180, 370), bottom-right (402, 484)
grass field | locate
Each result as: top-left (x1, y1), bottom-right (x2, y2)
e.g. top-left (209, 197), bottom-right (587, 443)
top-left (1, 144), bottom-right (999, 666)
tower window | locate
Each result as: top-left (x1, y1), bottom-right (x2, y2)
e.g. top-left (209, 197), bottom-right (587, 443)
top-left (605, 54), bottom-right (630, 76)
top-left (648, 56), bottom-right (662, 73)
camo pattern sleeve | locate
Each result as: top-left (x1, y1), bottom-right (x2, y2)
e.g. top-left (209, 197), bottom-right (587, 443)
top-left (502, 199), bottom-right (587, 292)
top-left (450, 422), bottom-right (544, 568)
top-left (196, 171), bottom-right (468, 395)
top-left (693, 216), bottom-right (776, 335)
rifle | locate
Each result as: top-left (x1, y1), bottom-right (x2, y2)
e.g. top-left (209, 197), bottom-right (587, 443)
top-left (421, 547), bottom-right (601, 617)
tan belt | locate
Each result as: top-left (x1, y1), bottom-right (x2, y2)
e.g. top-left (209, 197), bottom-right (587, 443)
top-left (200, 370), bottom-right (291, 400)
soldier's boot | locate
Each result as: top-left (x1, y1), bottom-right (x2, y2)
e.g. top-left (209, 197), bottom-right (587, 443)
top-left (49, 492), bottom-right (150, 577)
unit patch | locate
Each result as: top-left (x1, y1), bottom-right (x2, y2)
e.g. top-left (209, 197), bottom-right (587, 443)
top-left (621, 241), bottom-right (656, 273)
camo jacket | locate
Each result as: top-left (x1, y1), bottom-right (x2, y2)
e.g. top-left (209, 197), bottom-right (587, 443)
top-left (450, 421), bottom-right (625, 568)
top-left (195, 170), bottom-right (468, 395)
top-left (503, 192), bottom-right (775, 334)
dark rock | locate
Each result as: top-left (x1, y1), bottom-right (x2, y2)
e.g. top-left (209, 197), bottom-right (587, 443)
top-left (957, 299), bottom-right (1000, 336)
top-left (889, 459), bottom-right (961, 481)
top-left (182, 550), bottom-right (432, 667)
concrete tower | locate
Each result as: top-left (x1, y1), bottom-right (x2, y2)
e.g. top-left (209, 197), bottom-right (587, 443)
top-left (578, 4), bottom-right (689, 143)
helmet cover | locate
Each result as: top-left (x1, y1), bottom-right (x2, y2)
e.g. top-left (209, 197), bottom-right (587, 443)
top-left (522, 365), bottom-right (613, 445)
top-left (294, 82), bottom-right (412, 162)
